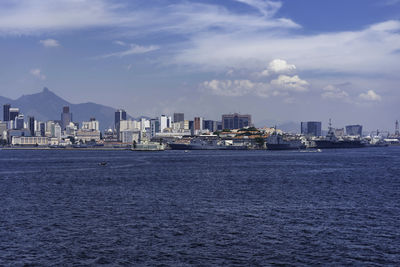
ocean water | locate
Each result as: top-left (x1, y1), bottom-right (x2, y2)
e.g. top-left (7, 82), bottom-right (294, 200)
top-left (0, 147), bottom-right (399, 266)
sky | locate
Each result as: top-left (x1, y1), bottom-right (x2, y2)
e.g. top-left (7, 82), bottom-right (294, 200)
top-left (0, 0), bottom-right (399, 131)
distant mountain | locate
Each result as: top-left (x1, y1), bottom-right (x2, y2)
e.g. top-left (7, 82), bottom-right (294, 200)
top-left (0, 96), bottom-right (11, 104)
top-left (0, 87), bottom-right (127, 130)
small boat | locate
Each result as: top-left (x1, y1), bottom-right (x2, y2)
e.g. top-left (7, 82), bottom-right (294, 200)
top-left (99, 162), bottom-right (108, 166)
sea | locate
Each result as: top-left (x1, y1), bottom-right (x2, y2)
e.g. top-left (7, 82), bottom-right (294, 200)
top-left (0, 147), bottom-right (399, 266)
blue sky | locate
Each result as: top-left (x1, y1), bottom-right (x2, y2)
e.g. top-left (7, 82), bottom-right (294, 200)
top-left (0, 0), bottom-right (399, 131)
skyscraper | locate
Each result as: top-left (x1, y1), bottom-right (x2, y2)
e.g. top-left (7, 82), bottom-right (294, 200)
top-left (9, 108), bottom-right (19, 121)
top-left (28, 116), bottom-right (35, 136)
top-left (40, 122), bottom-right (46, 137)
top-left (150, 118), bottom-right (160, 137)
top-left (203, 120), bottom-right (215, 132)
top-left (301, 121), bottom-right (322, 136)
top-left (194, 117), bottom-right (203, 131)
top-left (15, 114), bottom-right (24, 130)
top-left (3, 104), bottom-right (10, 121)
top-left (222, 113), bottom-right (252, 130)
top-left (160, 115), bottom-right (171, 132)
top-left (61, 106), bottom-right (72, 130)
top-left (173, 113), bottom-right (184, 123)
top-left (115, 109), bottom-right (127, 129)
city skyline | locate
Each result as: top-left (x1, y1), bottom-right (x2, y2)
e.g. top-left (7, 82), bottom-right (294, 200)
top-left (0, 0), bottom-right (399, 130)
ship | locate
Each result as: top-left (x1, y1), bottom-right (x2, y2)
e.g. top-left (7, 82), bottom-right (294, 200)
top-left (169, 137), bottom-right (248, 150)
top-left (266, 130), bottom-right (306, 150)
top-left (313, 119), bottom-right (366, 149)
top-left (132, 142), bottom-right (165, 151)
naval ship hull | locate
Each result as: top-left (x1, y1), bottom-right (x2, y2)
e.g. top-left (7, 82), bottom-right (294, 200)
top-left (314, 140), bottom-right (365, 149)
top-left (169, 143), bottom-right (248, 150)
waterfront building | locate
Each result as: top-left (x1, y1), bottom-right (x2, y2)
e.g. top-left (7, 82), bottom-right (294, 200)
top-left (3, 104), bottom-right (10, 121)
top-left (222, 113), bottom-right (252, 130)
top-left (82, 118), bottom-right (100, 131)
top-left (12, 136), bottom-right (49, 146)
top-left (7, 129), bottom-right (31, 143)
top-left (76, 129), bottom-right (101, 143)
top-left (346, 125), bottom-right (363, 136)
top-left (301, 121), bottom-right (322, 136)
top-left (173, 113), bottom-right (184, 123)
top-left (0, 122), bottom-right (7, 140)
top-left (61, 106), bottom-right (72, 130)
top-left (120, 129), bottom-right (140, 144)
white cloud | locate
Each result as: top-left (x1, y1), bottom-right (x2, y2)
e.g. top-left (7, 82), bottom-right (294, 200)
top-left (173, 20), bottom-right (400, 76)
top-left (30, 68), bottom-right (46, 80)
top-left (39, 38), bottom-right (60, 47)
top-left (202, 79), bottom-right (264, 97)
top-left (234, 0), bottom-right (282, 17)
top-left (0, 0), bottom-right (129, 35)
top-left (321, 85), bottom-right (350, 100)
top-left (99, 44), bottom-right (159, 58)
top-left (258, 59), bottom-right (296, 76)
top-left (202, 72), bottom-right (309, 98)
top-left (113, 40), bottom-right (127, 46)
top-left (0, 0), bottom-right (299, 36)
top-left (270, 75), bottom-right (309, 92)
top-left (359, 90), bottom-right (382, 101)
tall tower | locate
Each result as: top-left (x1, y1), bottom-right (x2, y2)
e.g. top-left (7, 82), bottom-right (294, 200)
top-left (29, 116), bottom-right (35, 136)
top-left (61, 106), bottom-right (72, 130)
top-left (395, 120), bottom-right (399, 137)
top-left (3, 104), bottom-right (10, 121)
top-left (9, 108), bottom-right (19, 121)
top-left (114, 109), bottom-right (127, 129)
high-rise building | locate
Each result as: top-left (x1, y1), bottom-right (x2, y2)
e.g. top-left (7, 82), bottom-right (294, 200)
top-left (115, 109), bottom-right (127, 129)
top-left (160, 115), bottom-right (171, 132)
top-left (15, 114), bottom-right (25, 130)
top-left (222, 113), bottom-right (252, 130)
top-left (3, 104), bottom-right (11, 121)
top-left (28, 116), bottom-right (35, 136)
top-left (9, 108), bottom-right (19, 121)
top-left (173, 113), bottom-right (184, 123)
top-left (150, 119), bottom-right (160, 137)
top-left (61, 106), bottom-right (72, 130)
top-left (345, 125), bottom-right (363, 136)
top-left (203, 120), bottom-right (215, 132)
top-left (301, 121), bottom-right (322, 136)
top-left (194, 117), bottom-right (203, 131)
top-left (40, 122), bottom-right (46, 137)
